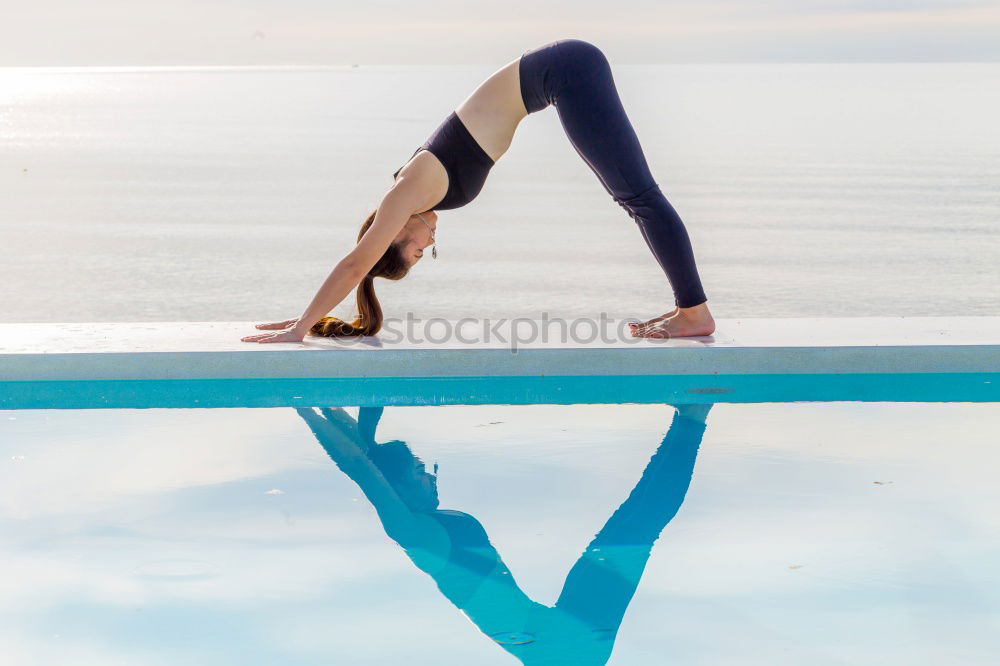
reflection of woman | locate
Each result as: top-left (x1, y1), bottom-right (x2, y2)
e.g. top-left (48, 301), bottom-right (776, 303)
top-left (296, 404), bottom-right (711, 665)
top-left (243, 38), bottom-right (714, 345)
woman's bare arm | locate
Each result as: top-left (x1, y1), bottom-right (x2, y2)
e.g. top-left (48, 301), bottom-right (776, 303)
top-left (297, 179), bottom-right (439, 333)
top-left (243, 170), bottom-right (433, 342)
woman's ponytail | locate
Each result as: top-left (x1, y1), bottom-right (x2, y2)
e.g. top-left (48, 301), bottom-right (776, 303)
top-left (310, 209), bottom-right (411, 338)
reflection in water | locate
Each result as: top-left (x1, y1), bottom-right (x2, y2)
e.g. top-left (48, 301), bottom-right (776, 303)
top-left (296, 405), bottom-right (711, 664)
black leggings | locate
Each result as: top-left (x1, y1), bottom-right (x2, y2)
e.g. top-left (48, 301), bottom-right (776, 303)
top-left (519, 39), bottom-right (708, 308)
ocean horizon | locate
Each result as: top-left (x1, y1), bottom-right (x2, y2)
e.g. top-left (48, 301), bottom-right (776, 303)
top-left (2, 63), bottom-right (997, 325)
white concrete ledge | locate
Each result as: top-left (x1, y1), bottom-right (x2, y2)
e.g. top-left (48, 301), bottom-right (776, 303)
top-left (1, 317), bottom-right (998, 382)
top-left (1, 318), bottom-right (997, 408)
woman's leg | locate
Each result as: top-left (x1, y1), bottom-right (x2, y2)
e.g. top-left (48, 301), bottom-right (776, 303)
top-left (520, 40), bottom-right (714, 336)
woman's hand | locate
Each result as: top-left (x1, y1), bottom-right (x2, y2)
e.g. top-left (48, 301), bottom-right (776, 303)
top-left (241, 327), bottom-right (306, 344)
top-left (254, 318), bottom-right (300, 330)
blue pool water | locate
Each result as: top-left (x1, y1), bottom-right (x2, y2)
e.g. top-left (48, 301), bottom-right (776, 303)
top-left (1, 372), bottom-right (997, 409)
top-left (2, 388), bottom-right (999, 664)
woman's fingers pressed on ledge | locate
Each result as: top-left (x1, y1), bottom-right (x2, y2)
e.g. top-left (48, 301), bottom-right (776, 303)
top-left (240, 330), bottom-right (305, 343)
top-left (255, 318), bottom-right (299, 330)
top-left (241, 334), bottom-right (274, 342)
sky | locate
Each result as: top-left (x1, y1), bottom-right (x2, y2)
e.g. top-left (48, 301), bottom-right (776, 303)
top-left (1, 0), bottom-right (999, 66)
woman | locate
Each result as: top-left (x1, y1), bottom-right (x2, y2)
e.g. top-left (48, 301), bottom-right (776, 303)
top-left (242, 39), bottom-right (715, 344)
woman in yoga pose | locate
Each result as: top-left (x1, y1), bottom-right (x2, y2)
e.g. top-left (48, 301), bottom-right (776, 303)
top-left (242, 39), bottom-right (714, 344)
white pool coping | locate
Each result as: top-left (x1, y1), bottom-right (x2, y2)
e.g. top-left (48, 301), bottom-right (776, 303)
top-left (1, 317), bottom-right (998, 382)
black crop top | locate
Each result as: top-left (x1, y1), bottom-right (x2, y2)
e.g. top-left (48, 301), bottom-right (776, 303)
top-left (393, 111), bottom-right (496, 211)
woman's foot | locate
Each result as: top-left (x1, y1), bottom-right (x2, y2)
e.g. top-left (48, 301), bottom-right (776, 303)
top-left (629, 302), bottom-right (715, 339)
top-left (629, 307), bottom-right (678, 331)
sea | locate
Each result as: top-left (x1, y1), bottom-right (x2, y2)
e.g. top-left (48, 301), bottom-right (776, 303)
top-left (1, 64), bottom-right (997, 325)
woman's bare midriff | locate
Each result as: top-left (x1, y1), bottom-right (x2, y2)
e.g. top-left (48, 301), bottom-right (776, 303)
top-left (392, 57), bottom-right (529, 209)
top-left (454, 57), bottom-right (529, 162)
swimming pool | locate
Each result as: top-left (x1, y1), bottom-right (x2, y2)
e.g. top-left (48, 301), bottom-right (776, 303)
top-left (3, 393), bottom-right (999, 665)
top-left (3, 318), bottom-right (998, 664)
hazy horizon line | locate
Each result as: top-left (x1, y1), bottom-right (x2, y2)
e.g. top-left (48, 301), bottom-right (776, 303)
top-left (3, 60), bottom-right (999, 72)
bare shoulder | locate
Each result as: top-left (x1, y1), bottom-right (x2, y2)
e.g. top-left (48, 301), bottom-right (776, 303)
top-left (393, 149), bottom-right (448, 211)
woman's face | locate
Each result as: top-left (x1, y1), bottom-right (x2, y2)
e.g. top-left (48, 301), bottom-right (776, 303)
top-left (396, 211), bottom-right (437, 267)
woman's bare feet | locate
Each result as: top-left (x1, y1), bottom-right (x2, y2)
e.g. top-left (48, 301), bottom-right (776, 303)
top-left (629, 302), bottom-right (715, 339)
top-left (629, 307), bottom-right (678, 331)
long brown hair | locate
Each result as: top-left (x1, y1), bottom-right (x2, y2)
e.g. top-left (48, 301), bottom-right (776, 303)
top-left (309, 209), bottom-right (411, 337)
